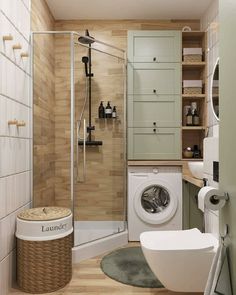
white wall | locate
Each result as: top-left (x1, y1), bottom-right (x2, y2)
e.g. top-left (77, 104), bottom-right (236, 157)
top-left (201, 0), bottom-right (219, 137)
top-left (201, 0), bottom-right (219, 238)
top-left (0, 0), bottom-right (31, 293)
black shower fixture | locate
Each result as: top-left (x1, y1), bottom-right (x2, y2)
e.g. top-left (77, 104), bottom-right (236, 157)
top-left (81, 56), bottom-right (93, 77)
top-left (78, 29), bottom-right (95, 45)
top-left (78, 30), bottom-right (103, 146)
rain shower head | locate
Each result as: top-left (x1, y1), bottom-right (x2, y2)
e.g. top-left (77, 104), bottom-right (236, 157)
top-left (78, 29), bottom-right (95, 45)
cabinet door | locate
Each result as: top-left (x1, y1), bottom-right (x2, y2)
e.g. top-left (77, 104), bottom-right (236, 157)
top-left (128, 30), bottom-right (181, 63)
top-left (128, 95), bottom-right (181, 127)
top-left (128, 63), bottom-right (181, 95)
top-left (128, 127), bottom-right (181, 160)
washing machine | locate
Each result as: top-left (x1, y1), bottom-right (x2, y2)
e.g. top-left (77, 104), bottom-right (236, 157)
top-left (128, 166), bottom-right (182, 241)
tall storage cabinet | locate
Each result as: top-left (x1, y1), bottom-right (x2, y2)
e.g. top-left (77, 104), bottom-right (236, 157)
top-left (127, 31), bottom-right (182, 160)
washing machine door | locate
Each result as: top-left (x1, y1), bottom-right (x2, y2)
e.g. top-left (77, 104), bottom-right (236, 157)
top-left (133, 179), bottom-right (178, 225)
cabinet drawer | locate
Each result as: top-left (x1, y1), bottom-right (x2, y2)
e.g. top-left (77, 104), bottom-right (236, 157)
top-left (128, 31), bottom-right (181, 63)
top-left (128, 63), bottom-right (181, 95)
top-left (128, 127), bottom-right (181, 160)
top-left (128, 95), bottom-right (181, 127)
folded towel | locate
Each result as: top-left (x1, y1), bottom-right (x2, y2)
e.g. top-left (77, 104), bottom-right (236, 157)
top-left (204, 242), bottom-right (232, 295)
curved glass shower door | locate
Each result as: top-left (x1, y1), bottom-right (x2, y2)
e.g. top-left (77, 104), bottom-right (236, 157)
top-left (73, 33), bottom-right (127, 246)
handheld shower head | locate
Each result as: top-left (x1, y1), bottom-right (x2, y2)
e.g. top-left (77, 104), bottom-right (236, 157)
top-left (82, 56), bottom-right (89, 64)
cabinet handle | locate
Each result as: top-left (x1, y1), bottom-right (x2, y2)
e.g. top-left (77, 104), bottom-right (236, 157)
top-left (8, 119), bottom-right (18, 125)
top-left (3, 34), bottom-right (13, 41)
top-left (153, 128), bottom-right (156, 133)
top-left (12, 44), bottom-right (22, 50)
top-left (153, 57), bottom-right (157, 62)
top-left (153, 122), bottom-right (156, 126)
top-left (16, 121), bottom-right (26, 127)
top-left (21, 52), bottom-right (29, 58)
top-left (153, 89), bottom-right (156, 93)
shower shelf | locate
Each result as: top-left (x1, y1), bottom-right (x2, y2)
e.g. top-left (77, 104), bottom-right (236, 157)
top-left (95, 117), bottom-right (121, 123)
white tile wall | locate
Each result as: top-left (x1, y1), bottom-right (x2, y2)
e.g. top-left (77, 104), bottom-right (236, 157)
top-left (201, 0), bottom-right (219, 138)
top-left (0, 1), bottom-right (31, 293)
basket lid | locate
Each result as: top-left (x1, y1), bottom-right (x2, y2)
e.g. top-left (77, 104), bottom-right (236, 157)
top-left (17, 207), bottom-right (72, 221)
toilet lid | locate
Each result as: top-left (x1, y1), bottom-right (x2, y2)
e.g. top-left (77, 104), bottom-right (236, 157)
top-left (140, 228), bottom-right (218, 251)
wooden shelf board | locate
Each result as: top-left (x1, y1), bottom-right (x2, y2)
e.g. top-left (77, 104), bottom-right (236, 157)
top-left (182, 158), bottom-right (203, 161)
top-left (182, 94), bottom-right (206, 98)
top-left (182, 126), bottom-right (206, 130)
top-left (182, 62), bottom-right (206, 68)
top-left (182, 31), bottom-right (205, 37)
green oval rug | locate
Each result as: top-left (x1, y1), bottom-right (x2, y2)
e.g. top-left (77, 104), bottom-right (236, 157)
top-left (100, 246), bottom-right (164, 288)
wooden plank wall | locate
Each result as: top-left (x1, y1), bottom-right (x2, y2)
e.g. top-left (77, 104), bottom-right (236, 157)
top-left (31, 0), bottom-right (56, 207)
top-left (54, 19), bottom-right (200, 221)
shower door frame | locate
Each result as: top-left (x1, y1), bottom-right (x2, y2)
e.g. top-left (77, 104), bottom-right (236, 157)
top-left (31, 31), bottom-right (127, 239)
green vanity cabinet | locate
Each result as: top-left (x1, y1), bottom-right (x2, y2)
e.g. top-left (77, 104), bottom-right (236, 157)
top-left (128, 95), bottom-right (181, 128)
top-left (128, 30), bottom-right (181, 63)
top-left (127, 30), bottom-right (181, 160)
top-left (128, 127), bottom-right (181, 160)
top-left (127, 63), bottom-right (181, 95)
top-left (182, 181), bottom-right (203, 231)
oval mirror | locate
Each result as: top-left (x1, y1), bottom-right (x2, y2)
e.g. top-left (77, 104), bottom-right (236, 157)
top-left (211, 59), bottom-right (219, 120)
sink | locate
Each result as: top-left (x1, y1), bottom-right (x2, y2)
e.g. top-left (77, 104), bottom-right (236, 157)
top-left (188, 161), bottom-right (204, 179)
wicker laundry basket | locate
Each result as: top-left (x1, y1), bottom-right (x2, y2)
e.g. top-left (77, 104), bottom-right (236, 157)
top-left (16, 207), bottom-right (73, 294)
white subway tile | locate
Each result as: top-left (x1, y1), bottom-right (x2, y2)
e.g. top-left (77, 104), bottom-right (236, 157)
top-left (0, 178), bottom-right (7, 219)
top-left (0, 137), bottom-right (30, 177)
top-left (1, 0), bottom-right (30, 42)
top-left (0, 54), bottom-right (30, 107)
top-left (22, 0), bottom-right (31, 11)
top-left (0, 249), bottom-right (16, 294)
top-left (0, 202), bottom-right (31, 262)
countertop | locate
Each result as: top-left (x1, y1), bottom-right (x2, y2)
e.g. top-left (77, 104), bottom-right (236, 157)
top-left (128, 160), bottom-right (204, 188)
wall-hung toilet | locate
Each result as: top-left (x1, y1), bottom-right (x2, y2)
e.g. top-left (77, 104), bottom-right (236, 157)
top-left (140, 228), bottom-right (218, 292)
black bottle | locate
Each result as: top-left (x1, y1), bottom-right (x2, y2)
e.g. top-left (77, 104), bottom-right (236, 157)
top-left (98, 101), bottom-right (105, 118)
top-left (105, 101), bottom-right (112, 118)
top-left (193, 145), bottom-right (201, 158)
top-left (192, 109), bottom-right (200, 126)
top-left (186, 108), bottom-right (193, 126)
top-left (112, 106), bottom-right (117, 118)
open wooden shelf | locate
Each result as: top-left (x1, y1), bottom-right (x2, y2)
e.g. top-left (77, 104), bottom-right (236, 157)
top-left (181, 31), bottom-right (207, 159)
top-left (182, 62), bottom-right (206, 68)
top-left (182, 158), bottom-right (203, 161)
top-left (182, 126), bottom-right (206, 130)
top-left (182, 31), bottom-right (205, 38)
top-left (182, 94), bottom-right (206, 99)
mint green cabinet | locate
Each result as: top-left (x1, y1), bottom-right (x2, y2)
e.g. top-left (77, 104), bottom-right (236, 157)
top-left (128, 127), bottom-right (181, 160)
top-left (127, 30), bottom-right (181, 160)
top-left (128, 31), bottom-right (181, 63)
top-left (182, 181), bottom-right (203, 231)
top-left (128, 95), bottom-right (181, 128)
top-left (128, 63), bottom-right (181, 95)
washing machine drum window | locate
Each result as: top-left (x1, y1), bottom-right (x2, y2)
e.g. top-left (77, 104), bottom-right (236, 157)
top-left (134, 180), bottom-right (178, 225)
top-left (141, 185), bottom-right (170, 214)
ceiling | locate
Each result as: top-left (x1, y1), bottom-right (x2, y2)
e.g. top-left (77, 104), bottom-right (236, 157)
top-left (46, 0), bottom-right (212, 20)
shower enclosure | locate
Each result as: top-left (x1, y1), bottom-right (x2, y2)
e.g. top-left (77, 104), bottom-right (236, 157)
top-left (31, 31), bottom-right (127, 260)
